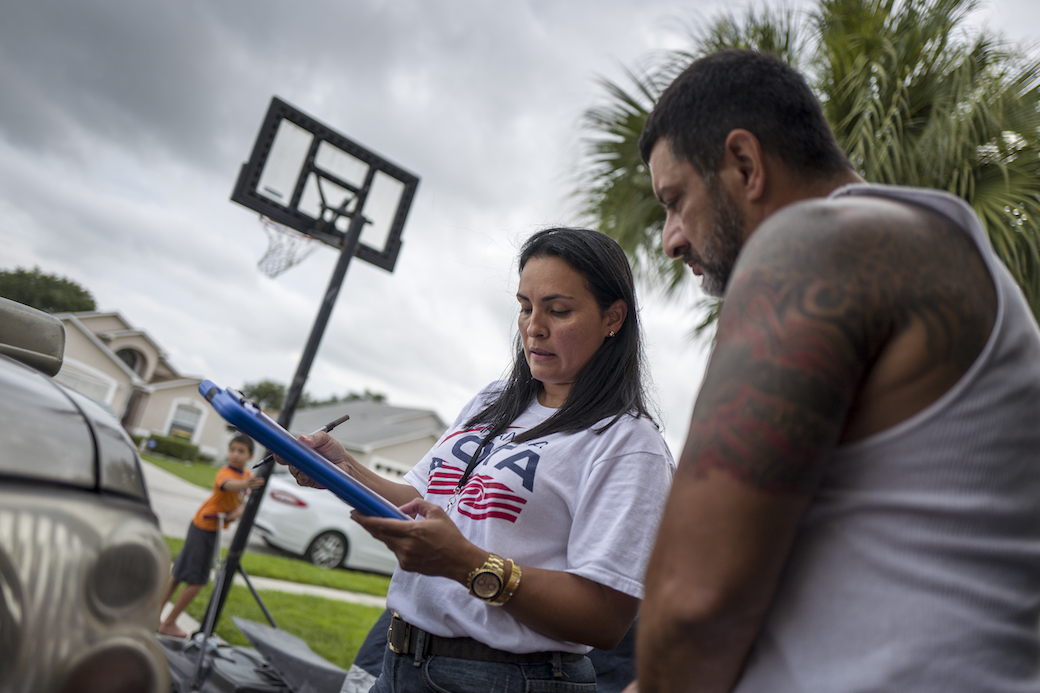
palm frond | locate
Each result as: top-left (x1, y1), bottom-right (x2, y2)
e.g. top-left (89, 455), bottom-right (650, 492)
top-left (575, 0), bottom-right (1040, 328)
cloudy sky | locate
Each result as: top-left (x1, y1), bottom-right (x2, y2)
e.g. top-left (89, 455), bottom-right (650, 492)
top-left (2, 0), bottom-right (1037, 455)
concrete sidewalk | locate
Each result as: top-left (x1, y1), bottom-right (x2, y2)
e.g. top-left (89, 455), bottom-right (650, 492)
top-left (241, 574), bottom-right (386, 608)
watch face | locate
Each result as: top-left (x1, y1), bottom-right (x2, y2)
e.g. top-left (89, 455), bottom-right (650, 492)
top-left (472, 572), bottom-right (503, 599)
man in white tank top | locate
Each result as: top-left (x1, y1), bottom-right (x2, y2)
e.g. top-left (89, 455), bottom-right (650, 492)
top-left (629, 49), bottom-right (1040, 692)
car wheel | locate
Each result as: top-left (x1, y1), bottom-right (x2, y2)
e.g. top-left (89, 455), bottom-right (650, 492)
top-left (305, 531), bottom-right (348, 569)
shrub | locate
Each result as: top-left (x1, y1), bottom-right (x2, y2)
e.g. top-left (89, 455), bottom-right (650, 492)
top-left (147, 434), bottom-right (199, 462)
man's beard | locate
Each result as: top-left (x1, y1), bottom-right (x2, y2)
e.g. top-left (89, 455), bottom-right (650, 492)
top-left (687, 180), bottom-right (745, 298)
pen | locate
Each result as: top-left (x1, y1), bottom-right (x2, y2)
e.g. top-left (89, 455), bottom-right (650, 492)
top-left (251, 413), bottom-right (351, 469)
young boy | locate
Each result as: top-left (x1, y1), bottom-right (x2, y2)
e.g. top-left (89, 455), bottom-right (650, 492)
top-left (158, 433), bottom-right (265, 638)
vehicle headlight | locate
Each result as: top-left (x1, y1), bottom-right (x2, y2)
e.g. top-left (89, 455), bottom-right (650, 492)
top-left (0, 486), bottom-right (171, 693)
top-left (86, 526), bottom-right (166, 622)
top-left (0, 549), bottom-right (23, 691)
top-left (57, 636), bottom-right (168, 693)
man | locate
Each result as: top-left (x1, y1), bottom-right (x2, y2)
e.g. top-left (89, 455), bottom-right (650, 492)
top-left (632, 49), bottom-right (1040, 692)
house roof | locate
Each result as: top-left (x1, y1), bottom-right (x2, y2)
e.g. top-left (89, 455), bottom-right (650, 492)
top-left (54, 310), bottom-right (191, 386)
top-left (55, 312), bottom-right (169, 360)
top-left (288, 400), bottom-right (446, 453)
top-left (56, 314), bottom-right (148, 388)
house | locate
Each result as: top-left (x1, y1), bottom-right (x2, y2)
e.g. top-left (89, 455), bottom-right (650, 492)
top-left (52, 311), bottom-right (447, 473)
top-left (289, 400), bottom-right (446, 479)
top-left (52, 311), bottom-right (227, 459)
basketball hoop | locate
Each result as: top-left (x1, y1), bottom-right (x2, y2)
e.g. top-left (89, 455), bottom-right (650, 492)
top-left (257, 216), bottom-right (319, 278)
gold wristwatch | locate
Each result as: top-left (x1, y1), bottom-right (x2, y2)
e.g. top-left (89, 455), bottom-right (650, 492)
top-left (466, 554), bottom-right (522, 605)
top-left (467, 554), bottom-right (506, 602)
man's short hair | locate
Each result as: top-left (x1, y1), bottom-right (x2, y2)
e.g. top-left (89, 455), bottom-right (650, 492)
top-left (639, 49), bottom-right (850, 181)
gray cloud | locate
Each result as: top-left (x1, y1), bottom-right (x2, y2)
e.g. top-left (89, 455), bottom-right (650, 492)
top-left (1, 0), bottom-right (1035, 454)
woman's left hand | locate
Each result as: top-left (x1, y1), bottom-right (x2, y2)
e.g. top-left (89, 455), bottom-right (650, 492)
top-left (351, 499), bottom-right (486, 584)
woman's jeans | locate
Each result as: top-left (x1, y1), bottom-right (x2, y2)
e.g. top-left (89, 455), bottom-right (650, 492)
top-left (369, 643), bottom-right (598, 693)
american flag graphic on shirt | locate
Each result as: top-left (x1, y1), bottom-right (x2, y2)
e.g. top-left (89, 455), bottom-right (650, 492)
top-left (428, 462), bottom-right (528, 522)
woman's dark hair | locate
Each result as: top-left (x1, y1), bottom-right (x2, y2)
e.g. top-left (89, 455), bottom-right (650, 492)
top-left (464, 227), bottom-right (654, 449)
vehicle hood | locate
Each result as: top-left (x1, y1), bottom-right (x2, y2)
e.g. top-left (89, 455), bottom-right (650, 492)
top-left (0, 354), bottom-right (150, 503)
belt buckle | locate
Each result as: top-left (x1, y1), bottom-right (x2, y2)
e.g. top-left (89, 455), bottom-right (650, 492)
top-left (388, 613), bottom-right (410, 655)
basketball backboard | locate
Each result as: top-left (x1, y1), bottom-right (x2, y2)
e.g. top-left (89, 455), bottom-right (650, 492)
top-left (231, 97), bottom-right (420, 272)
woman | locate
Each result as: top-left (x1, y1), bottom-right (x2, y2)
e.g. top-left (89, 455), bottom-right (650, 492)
top-left (294, 227), bottom-right (674, 692)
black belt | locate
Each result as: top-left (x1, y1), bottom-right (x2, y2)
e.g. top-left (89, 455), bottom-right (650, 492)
top-left (387, 613), bottom-right (585, 664)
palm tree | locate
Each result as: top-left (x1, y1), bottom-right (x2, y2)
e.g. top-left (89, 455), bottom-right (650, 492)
top-left (578, 0), bottom-right (1040, 328)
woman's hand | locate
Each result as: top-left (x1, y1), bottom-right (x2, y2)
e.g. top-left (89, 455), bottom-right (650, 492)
top-left (351, 499), bottom-right (487, 584)
top-left (278, 431), bottom-right (359, 489)
top-left (282, 431), bottom-right (423, 507)
top-left (356, 497), bottom-right (639, 649)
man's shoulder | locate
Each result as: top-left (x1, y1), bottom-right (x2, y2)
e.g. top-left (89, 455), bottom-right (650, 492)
top-left (737, 189), bottom-right (978, 296)
top-left (754, 191), bottom-right (949, 251)
top-left (721, 187), bottom-right (996, 443)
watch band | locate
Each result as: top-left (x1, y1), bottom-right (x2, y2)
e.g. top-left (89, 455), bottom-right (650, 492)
top-left (489, 559), bottom-right (522, 606)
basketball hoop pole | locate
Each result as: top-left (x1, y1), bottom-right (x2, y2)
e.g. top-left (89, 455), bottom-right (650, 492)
top-left (203, 95), bottom-right (419, 634)
top-left (203, 208), bottom-right (368, 628)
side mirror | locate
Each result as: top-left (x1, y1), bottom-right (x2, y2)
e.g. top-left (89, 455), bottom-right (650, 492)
top-left (0, 296), bottom-right (65, 376)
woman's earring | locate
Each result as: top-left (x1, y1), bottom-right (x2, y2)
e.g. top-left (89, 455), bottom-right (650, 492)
top-left (608, 331), bottom-right (615, 338)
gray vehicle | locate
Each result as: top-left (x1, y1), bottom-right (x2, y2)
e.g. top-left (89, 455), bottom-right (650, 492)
top-left (0, 297), bottom-right (171, 693)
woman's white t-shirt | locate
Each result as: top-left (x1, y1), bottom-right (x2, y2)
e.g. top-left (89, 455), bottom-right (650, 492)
top-left (387, 383), bottom-right (675, 654)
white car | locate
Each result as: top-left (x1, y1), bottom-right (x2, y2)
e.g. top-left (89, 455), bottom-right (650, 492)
top-left (254, 468), bottom-right (398, 575)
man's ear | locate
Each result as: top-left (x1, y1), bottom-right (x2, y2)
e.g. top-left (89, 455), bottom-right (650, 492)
top-left (607, 299), bottom-right (628, 334)
top-left (721, 129), bottom-right (767, 203)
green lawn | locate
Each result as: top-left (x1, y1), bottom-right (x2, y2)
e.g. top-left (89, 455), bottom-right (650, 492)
top-left (149, 454), bottom-right (392, 595)
top-left (163, 537), bottom-right (391, 597)
top-left (143, 452), bottom-right (221, 489)
top-left (179, 582), bottom-right (384, 670)
top-left (153, 455), bottom-right (392, 670)
top-left (164, 536), bottom-right (388, 670)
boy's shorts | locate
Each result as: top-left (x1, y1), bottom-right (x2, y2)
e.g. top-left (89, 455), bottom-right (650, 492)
top-left (172, 522), bottom-right (218, 585)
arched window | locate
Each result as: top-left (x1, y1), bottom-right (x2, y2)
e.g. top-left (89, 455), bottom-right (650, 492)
top-left (115, 348), bottom-right (144, 375)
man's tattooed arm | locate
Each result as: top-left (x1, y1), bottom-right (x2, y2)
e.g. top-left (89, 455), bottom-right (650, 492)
top-left (634, 195), bottom-right (996, 693)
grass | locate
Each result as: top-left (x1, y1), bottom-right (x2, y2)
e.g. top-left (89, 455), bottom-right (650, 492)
top-left (153, 455), bottom-right (393, 670)
top-left (164, 536), bottom-right (388, 670)
top-left (179, 582), bottom-right (385, 670)
top-left (143, 452), bottom-right (221, 489)
top-left (150, 454), bottom-right (392, 595)
top-left (163, 537), bottom-right (391, 597)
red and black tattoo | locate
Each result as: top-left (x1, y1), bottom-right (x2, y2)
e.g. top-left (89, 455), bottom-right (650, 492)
top-left (682, 199), bottom-right (996, 494)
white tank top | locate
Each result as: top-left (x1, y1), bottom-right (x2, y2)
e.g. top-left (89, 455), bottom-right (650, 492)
top-left (735, 185), bottom-right (1040, 693)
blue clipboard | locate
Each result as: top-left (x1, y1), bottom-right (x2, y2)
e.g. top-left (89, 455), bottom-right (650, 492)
top-left (199, 380), bottom-right (407, 519)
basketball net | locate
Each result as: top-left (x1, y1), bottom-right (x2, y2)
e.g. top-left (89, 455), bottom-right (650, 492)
top-left (257, 216), bottom-right (319, 278)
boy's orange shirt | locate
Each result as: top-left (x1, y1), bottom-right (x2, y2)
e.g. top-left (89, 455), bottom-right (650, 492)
top-left (192, 465), bottom-right (252, 531)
